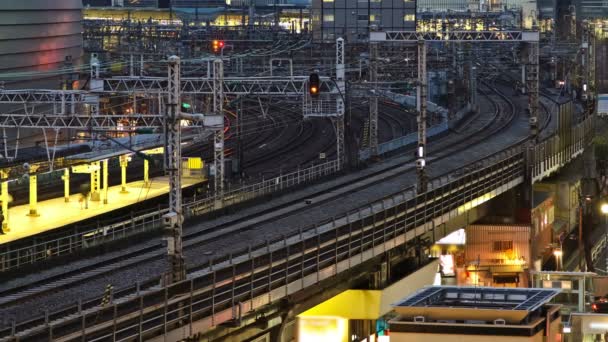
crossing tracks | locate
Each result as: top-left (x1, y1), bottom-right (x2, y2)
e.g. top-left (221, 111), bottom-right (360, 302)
top-left (0, 81), bottom-right (539, 338)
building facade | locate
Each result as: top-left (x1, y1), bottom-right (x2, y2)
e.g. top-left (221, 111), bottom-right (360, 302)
top-left (83, 0), bottom-right (226, 8)
top-left (311, 0), bottom-right (416, 42)
top-left (390, 286), bottom-right (562, 342)
top-left (416, 0), bottom-right (469, 12)
top-left (0, 0), bottom-right (83, 89)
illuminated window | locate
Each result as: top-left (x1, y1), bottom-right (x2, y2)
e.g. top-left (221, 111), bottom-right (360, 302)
top-left (323, 14), bottom-right (334, 22)
top-left (323, 0), bottom-right (334, 2)
top-left (493, 241), bottom-right (513, 252)
top-left (370, 0), bottom-right (382, 3)
top-left (370, 14), bottom-right (381, 21)
top-left (404, 14), bottom-right (415, 22)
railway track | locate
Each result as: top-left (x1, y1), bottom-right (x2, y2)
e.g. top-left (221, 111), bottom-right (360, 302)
top-left (0, 80), bottom-right (538, 330)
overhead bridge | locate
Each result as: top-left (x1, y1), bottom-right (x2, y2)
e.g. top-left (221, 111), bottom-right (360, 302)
top-left (1, 111), bottom-right (594, 341)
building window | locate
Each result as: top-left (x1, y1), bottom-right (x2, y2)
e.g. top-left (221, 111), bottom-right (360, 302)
top-left (323, 0), bottom-right (334, 2)
top-left (403, 14), bottom-right (415, 22)
top-left (323, 14), bottom-right (334, 22)
top-left (370, 14), bottom-right (380, 21)
top-left (370, 0), bottom-right (381, 3)
top-left (357, 14), bottom-right (368, 21)
top-left (493, 241), bottom-right (513, 252)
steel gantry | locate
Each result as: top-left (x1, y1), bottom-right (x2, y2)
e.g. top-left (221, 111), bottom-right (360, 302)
top-left (369, 42), bottom-right (379, 157)
top-left (164, 56), bottom-right (186, 283)
top-left (94, 72), bottom-right (342, 195)
top-left (416, 39), bottom-right (429, 192)
top-left (213, 59), bottom-right (225, 207)
top-left (0, 57), bottom-right (223, 283)
top-left (371, 30), bottom-right (540, 193)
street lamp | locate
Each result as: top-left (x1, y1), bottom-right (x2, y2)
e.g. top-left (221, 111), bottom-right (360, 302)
top-left (601, 203), bottom-right (608, 272)
top-left (554, 248), bottom-right (563, 271)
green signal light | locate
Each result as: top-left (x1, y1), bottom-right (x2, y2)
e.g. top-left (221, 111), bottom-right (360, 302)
top-left (181, 103), bottom-right (191, 109)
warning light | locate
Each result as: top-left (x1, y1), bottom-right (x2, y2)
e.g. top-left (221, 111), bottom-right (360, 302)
top-left (309, 73), bottom-right (320, 97)
top-left (212, 40), bottom-right (225, 53)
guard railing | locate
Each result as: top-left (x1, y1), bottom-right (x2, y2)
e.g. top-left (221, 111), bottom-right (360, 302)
top-left (0, 160), bottom-right (340, 272)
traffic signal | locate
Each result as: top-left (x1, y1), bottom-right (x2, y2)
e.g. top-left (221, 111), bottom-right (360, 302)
top-left (309, 73), bottom-right (320, 97)
top-left (212, 40), bottom-right (225, 53)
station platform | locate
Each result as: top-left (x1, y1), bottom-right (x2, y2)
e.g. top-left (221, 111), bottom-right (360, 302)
top-left (0, 175), bottom-right (206, 244)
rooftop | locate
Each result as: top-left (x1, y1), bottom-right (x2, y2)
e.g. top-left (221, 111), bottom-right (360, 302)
top-left (392, 286), bottom-right (560, 324)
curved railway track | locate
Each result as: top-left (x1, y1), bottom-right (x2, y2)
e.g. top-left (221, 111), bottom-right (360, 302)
top-left (0, 79), bottom-right (545, 331)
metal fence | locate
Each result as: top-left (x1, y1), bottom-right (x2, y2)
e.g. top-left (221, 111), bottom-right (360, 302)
top-left (0, 140), bottom-right (526, 341)
top-left (0, 115), bottom-right (595, 340)
top-left (359, 121), bottom-right (449, 160)
top-left (531, 115), bottom-right (595, 183)
top-left (0, 160), bottom-right (341, 272)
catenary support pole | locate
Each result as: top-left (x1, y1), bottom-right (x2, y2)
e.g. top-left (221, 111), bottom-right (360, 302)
top-left (416, 39), bottom-right (428, 193)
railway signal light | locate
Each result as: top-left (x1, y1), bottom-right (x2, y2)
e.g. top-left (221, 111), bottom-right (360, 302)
top-left (181, 102), bottom-right (191, 112)
top-left (212, 40), bottom-right (225, 53)
top-left (309, 73), bottom-right (320, 97)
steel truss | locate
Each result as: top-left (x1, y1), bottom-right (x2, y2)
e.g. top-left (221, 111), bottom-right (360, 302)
top-left (369, 42), bottom-right (379, 157)
top-left (213, 60), bottom-right (225, 208)
top-left (370, 29), bottom-right (539, 193)
top-left (96, 76), bottom-right (338, 96)
top-left (372, 31), bottom-right (539, 42)
top-left (164, 57), bottom-right (186, 283)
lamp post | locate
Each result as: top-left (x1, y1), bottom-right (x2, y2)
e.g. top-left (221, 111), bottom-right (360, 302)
top-left (554, 248), bottom-right (563, 271)
top-left (601, 203), bottom-right (608, 272)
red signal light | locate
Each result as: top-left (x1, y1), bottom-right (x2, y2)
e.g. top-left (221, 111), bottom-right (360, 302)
top-left (309, 73), bottom-right (320, 97)
top-left (218, 41), bottom-right (225, 48)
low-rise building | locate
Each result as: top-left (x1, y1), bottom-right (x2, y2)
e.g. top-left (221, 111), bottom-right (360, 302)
top-left (389, 286), bottom-right (562, 342)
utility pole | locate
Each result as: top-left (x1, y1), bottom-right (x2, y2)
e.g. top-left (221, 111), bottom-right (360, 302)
top-left (369, 42), bottom-right (379, 157)
top-left (416, 39), bottom-right (428, 193)
top-left (335, 38), bottom-right (346, 168)
top-left (526, 41), bottom-right (539, 143)
top-left (213, 59), bottom-right (225, 209)
top-left (237, 97), bottom-right (244, 177)
top-left (163, 56), bottom-right (186, 284)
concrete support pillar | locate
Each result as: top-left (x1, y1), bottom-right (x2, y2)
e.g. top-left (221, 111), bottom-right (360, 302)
top-left (144, 159), bottom-right (150, 186)
top-left (28, 175), bottom-right (39, 217)
top-left (120, 156), bottom-right (128, 194)
top-left (2, 180), bottom-right (8, 232)
top-left (103, 159), bottom-right (109, 204)
top-left (62, 168), bottom-right (70, 202)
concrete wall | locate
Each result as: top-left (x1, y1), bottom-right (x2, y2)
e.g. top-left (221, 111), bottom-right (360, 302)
top-left (0, 0), bottom-right (83, 89)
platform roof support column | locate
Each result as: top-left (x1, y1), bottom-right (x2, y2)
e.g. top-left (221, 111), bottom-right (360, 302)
top-left (144, 159), bottom-right (150, 186)
top-left (62, 168), bottom-right (69, 202)
top-left (120, 155), bottom-right (128, 194)
top-left (28, 174), bottom-right (39, 217)
top-left (1, 177), bottom-right (8, 232)
top-left (91, 161), bottom-right (100, 201)
top-left (103, 159), bottom-right (108, 204)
